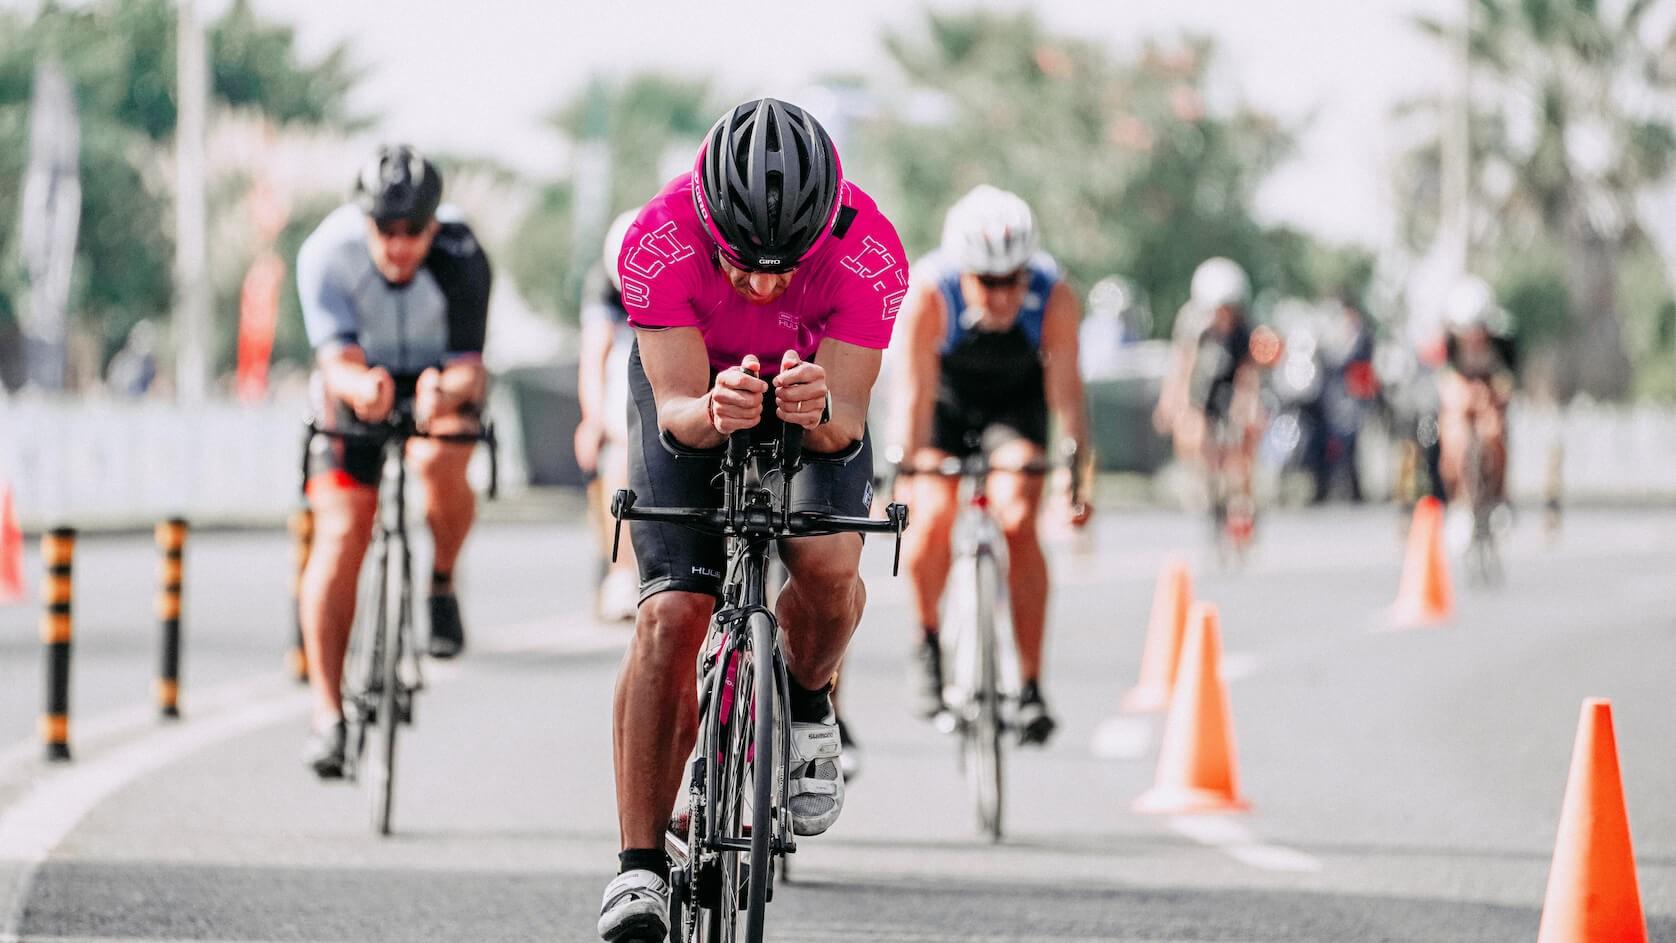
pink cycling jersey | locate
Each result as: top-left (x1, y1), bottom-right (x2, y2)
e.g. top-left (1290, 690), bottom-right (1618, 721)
top-left (617, 174), bottom-right (907, 377)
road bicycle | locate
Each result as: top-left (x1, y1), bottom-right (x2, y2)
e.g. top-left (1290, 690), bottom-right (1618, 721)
top-left (611, 423), bottom-right (906, 942)
top-left (301, 408), bottom-right (497, 836)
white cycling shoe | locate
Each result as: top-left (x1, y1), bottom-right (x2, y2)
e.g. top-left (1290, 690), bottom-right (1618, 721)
top-left (788, 714), bottom-right (845, 836)
top-left (597, 869), bottom-right (669, 942)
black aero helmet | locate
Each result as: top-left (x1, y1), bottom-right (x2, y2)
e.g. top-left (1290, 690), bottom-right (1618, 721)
top-left (694, 98), bottom-right (843, 273)
top-left (353, 144), bottom-right (442, 227)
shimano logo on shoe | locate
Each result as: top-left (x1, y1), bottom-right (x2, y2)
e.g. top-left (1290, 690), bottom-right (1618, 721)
top-left (691, 566), bottom-right (721, 579)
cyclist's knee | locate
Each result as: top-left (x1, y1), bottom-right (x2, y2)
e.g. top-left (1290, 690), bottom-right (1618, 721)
top-left (408, 440), bottom-right (472, 485)
top-left (308, 491), bottom-right (375, 553)
top-left (993, 496), bottom-right (1040, 543)
top-left (784, 537), bottom-right (861, 592)
top-left (631, 591), bottom-right (712, 663)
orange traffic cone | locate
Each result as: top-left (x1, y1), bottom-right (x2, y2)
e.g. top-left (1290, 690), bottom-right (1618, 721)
top-left (1134, 602), bottom-right (1249, 814)
top-left (0, 482), bottom-right (23, 604)
top-left (1122, 558), bottom-right (1193, 713)
top-left (1387, 495), bottom-right (1452, 629)
top-left (1536, 698), bottom-right (1648, 943)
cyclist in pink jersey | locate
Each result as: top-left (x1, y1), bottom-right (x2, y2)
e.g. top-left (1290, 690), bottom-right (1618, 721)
top-left (599, 98), bottom-right (906, 943)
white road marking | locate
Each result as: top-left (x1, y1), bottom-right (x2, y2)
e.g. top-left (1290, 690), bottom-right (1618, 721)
top-left (0, 687), bottom-right (310, 941)
top-left (0, 674), bottom-right (295, 791)
top-left (1089, 715), bottom-right (1153, 760)
top-left (1168, 814), bottom-right (1322, 873)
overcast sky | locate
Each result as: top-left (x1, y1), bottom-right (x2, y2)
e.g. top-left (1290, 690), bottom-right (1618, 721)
top-left (15, 0), bottom-right (1462, 247)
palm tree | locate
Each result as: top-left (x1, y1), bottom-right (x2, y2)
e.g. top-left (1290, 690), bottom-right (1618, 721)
top-left (1402, 0), bottom-right (1676, 400)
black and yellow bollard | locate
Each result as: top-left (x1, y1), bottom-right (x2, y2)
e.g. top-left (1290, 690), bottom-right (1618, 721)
top-left (155, 518), bottom-right (187, 719)
top-left (287, 508), bottom-right (312, 683)
top-left (41, 527), bottom-right (75, 761)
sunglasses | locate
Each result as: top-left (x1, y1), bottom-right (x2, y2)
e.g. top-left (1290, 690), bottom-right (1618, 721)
top-left (717, 249), bottom-right (797, 277)
top-left (975, 269), bottom-right (1026, 289)
top-left (374, 217), bottom-right (431, 238)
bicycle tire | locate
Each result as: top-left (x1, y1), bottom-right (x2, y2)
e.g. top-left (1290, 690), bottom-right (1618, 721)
top-left (966, 550), bottom-right (1004, 842)
top-left (369, 528), bottom-right (406, 836)
top-left (699, 630), bottom-right (754, 943)
top-left (742, 611), bottom-right (776, 942)
top-left (342, 531), bottom-right (389, 781)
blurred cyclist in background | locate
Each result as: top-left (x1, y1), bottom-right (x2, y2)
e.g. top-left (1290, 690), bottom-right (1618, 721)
top-left (888, 184), bottom-right (1092, 744)
top-left (1155, 257), bottom-right (1264, 537)
top-left (576, 211), bottom-right (639, 622)
top-left (1436, 275), bottom-right (1517, 506)
top-left (294, 144), bottom-right (491, 778)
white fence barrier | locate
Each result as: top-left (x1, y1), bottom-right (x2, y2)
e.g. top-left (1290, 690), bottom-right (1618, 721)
top-left (0, 394), bottom-right (1671, 531)
top-left (0, 391), bottom-right (526, 531)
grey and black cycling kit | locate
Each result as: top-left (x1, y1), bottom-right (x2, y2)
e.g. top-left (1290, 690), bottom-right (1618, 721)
top-left (296, 203), bottom-right (491, 488)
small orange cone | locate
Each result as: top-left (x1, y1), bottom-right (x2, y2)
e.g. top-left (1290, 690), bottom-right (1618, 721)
top-left (0, 483), bottom-right (23, 604)
top-left (1134, 602), bottom-right (1249, 814)
top-left (1536, 698), bottom-right (1648, 943)
top-left (1122, 558), bottom-right (1193, 713)
top-left (1387, 495), bottom-right (1452, 629)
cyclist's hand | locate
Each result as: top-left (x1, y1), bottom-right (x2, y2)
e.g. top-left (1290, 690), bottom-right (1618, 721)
top-left (773, 350), bottom-right (828, 430)
top-left (573, 419), bottom-right (603, 474)
top-left (353, 366), bottom-right (396, 423)
top-left (709, 355), bottom-right (767, 435)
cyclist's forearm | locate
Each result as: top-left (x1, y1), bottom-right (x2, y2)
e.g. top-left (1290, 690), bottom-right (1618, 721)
top-left (317, 347), bottom-right (372, 403)
top-left (659, 394), bottom-right (726, 450)
top-left (435, 360), bottom-right (487, 411)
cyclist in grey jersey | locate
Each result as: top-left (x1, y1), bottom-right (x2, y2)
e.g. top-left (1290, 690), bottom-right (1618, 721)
top-left (295, 144), bottom-right (491, 779)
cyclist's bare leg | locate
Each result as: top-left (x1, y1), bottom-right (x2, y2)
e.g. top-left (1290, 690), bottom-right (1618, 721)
top-left (901, 450), bottom-right (961, 634)
top-left (299, 484), bottom-right (376, 724)
top-left (986, 439), bottom-right (1048, 682)
top-left (777, 533), bottom-right (866, 691)
top-left (408, 403), bottom-right (477, 588)
top-left (1436, 374), bottom-right (1472, 503)
top-left (613, 590), bottom-right (710, 849)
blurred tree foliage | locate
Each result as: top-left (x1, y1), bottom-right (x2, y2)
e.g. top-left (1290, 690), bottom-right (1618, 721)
top-left (508, 73), bottom-right (714, 325)
top-left (1396, 0), bottom-right (1676, 400)
top-left (855, 10), bottom-right (1324, 336)
top-left (0, 0), bottom-right (358, 382)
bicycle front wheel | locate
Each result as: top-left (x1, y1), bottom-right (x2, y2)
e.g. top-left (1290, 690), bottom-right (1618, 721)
top-left (368, 529), bottom-right (407, 836)
top-left (963, 550), bottom-right (1004, 842)
top-left (742, 611), bottom-right (777, 942)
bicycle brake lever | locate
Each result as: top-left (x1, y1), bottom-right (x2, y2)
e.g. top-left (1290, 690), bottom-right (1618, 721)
top-left (610, 489), bottom-right (634, 563)
top-left (888, 502), bottom-right (909, 577)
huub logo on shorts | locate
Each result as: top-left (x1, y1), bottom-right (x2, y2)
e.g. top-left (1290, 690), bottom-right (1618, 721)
top-left (691, 566), bottom-right (721, 579)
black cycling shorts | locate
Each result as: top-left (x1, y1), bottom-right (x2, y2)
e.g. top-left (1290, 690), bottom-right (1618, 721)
top-left (305, 378), bottom-right (422, 493)
top-left (626, 342), bottom-right (875, 603)
top-left (304, 374), bottom-right (479, 493)
top-left (930, 394), bottom-right (1048, 458)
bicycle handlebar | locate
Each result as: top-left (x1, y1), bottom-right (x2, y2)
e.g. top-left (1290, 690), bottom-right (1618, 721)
top-left (300, 411), bottom-right (500, 500)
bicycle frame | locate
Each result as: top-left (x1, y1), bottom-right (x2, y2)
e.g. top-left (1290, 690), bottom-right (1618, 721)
top-left (300, 411), bottom-right (497, 836)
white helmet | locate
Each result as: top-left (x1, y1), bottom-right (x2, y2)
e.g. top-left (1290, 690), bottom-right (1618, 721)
top-left (941, 184), bottom-right (1039, 276)
top-left (1442, 274), bottom-right (1497, 331)
top-left (603, 210), bottom-right (638, 292)
top-left (1190, 257), bottom-right (1250, 311)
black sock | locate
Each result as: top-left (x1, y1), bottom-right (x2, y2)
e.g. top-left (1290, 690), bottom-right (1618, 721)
top-left (787, 677), bottom-right (833, 724)
top-left (1020, 679), bottom-right (1041, 703)
top-left (921, 625), bottom-right (939, 645)
top-left (431, 569), bottom-right (451, 594)
top-left (618, 848), bottom-right (669, 880)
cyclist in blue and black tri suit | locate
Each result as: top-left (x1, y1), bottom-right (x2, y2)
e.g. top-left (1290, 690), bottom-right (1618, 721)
top-left (888, 185), bottom-right (1092, 746)
top-left (294, 144), bottom-right (491, 779)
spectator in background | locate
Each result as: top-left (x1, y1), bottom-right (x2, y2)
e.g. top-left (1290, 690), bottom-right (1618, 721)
top-left (106, 320), bottom-right (159, 396)
top-left (575, 211), bottom-right (639, 622)
top-left (1306, 294), bottom-right (1377, 503)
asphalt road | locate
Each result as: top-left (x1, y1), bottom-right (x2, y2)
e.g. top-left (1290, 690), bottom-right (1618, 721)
top-left (0, 503), bottom-right (1672, 942)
